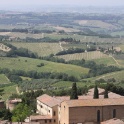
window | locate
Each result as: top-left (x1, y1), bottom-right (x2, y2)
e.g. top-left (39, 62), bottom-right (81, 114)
top-left (64, 106), bottom-right (65, 108)
top-left (113, 109), bottom-right (116, 118)
top-left (54, 119), bottom-right (56, 123)
top-left (40, 105), bottom-right (43, 108)
top-left (49, 110), bottom-right (50, 113)
top-left (53, 111), bottom-right (56, 116)
top-left (45, 120), bottom-right (47, 123)
top-left (97, 110), bottom-right (100, 122)
top-left (49, 120), bottom-right (51, 123)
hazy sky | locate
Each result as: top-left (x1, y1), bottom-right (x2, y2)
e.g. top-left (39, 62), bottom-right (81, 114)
top-left (0, 0), bottom-right (124, 11)
top-left (0, 0), bottom-right (124, 6)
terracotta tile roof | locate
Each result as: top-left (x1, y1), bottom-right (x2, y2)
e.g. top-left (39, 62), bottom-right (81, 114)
top-left (37, 88), bottom-right (123, 107)
top-left (101, 118), bottom-right (124, 124)
top-left (37, 94), bottom-right (62, 107)
top-left (55, 96), bottom-right (70, 101)
top-left (64, 98), bottom-right (124, 107)
top-left (9, 99), bottom-right (22, 104)
top-left (30, 115), bottom-right (52, 120)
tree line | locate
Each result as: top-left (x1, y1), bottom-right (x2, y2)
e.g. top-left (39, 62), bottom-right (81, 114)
top-left (0, 68), bottom-right (78, 84)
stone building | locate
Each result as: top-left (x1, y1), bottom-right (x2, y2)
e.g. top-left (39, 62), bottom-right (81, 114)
top-left (60, 98), bottom-right (124, 124)
top-left (6, 99), bottom-right (22, 111)
top-left (30, 88), bottom-right (124, 124)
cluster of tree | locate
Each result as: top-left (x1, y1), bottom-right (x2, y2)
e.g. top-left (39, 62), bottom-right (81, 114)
top-left (0, 89), bottom-right (44, 122)
top-left (19, 79), bottom-right (58, 92)
top-left (86, 64), bottom-right (121, 77)
top-left (73, 14), bottom-right (121, 21)
top-left (0, 68), bottom-right (78, 84)
top-left (60, 38), bottom-right (80, 43)
top-left (32, 29), bottom-right (55, 34)
top-left (37, 63), bottom-right (44, 67)
top-left (0, 29), bottom-right (28, 33)
top-left (67, 60), bottom-right (122, 78)
top-left (0, 109), bottom-right (12, 121)
top-left (56, 48), bottom-right (85, 55)
top-left (95, 78), bottom-right (116, 83)
top-left (41, 54), bottom-right (65, 63)
top-left (6, 46), bottom-right (38, 58)
top-left (93, 85), bottom-right (108, 99)
top-left (45, 83), bottom-right (87, 97)
top-left (104, 83), bottom-right (124, 96)
top-left (0, 36), bottom-right (9, 41)
top-left (24, 37), bottom-right (58, 43)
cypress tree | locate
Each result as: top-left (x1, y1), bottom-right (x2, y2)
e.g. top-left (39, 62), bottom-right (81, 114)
top-left (0, 89), bottom-right (4, 100)
top-left (93, 85), bottom-right (99, 99)
top-left (70, 82), bottom-right (78, 99)
top-left (104, 87), bottom-right (109, 98)
top-left (3, 109), bottom-right (12, 121)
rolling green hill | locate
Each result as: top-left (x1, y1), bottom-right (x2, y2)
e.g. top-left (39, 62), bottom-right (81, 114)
top-left (0, 57), bottom-right (89, 78)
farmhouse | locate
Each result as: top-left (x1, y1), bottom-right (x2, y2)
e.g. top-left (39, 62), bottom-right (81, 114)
top-left (30, 88), bottom-right (124, 124)
top-left (6, 98), bottom-right (22, 111)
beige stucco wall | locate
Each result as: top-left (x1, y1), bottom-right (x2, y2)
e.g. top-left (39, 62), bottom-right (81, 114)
top-left (60, 102), bottom-right (69, 124)
top-left (53, 105), bottom-right (59, 124)
top-left (37, 100), bottom-right (53, 116)
top-left (36, 100), bottom-right (59, 124)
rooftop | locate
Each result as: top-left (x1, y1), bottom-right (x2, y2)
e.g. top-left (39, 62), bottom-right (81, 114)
top-left (37, 88), bottom-right (124, 107)
top-left (64, 98), bottom-right (124, 107)
top-left (101, 118), bottom-right (124, 124)
top-left (30, 115), bottom-right (52, 121)
top-left (37, 94), bottom-right (62, 107)
top-left (8, 99), bottom-right (22, 104)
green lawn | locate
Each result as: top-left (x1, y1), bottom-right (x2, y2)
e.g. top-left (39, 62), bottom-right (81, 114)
top-left (0, 57), bottom-right (89, 78)
top-left (0, 74), bottom-right (10, 84)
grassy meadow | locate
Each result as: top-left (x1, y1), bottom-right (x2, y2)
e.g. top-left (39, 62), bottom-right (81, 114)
top-left (93, 57), bottom-right (118, 66)
top-left (0, 74), bottom-right (10, 84)
top-left (0, 57), bottom-right (89, 78)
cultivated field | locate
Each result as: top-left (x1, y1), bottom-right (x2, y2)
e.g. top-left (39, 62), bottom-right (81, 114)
top-left (0, 32), bottom-right (11, 35)
top-left (53, 26), bottom-right (79, 32)
top-left (0, 57), bottom-right (89, 78)
top-left (0, 74), bottom-right (10, 84)
top-left (74, 20), bottom-right (117, 29)
top-left (8, 32), bottom-right (45, 39)
top-left (11, 42), bottom-right (61, 56)
top-left (56, 51), bottom-right (109, 61)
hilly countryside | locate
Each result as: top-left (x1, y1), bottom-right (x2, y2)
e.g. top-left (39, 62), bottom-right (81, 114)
top-left (0, 11), bottom-right (124, 100)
